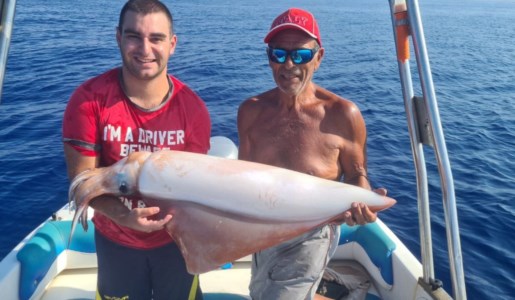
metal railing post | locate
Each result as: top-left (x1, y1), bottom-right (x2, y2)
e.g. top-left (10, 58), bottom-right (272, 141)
top-left (388, 0), bottom-right (467, 298)
top-left (0, 0), bottom-right (17, 103)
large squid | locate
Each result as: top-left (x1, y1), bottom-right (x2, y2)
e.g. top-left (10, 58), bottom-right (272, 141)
top-left (69, 150), bottom-right (396, 274)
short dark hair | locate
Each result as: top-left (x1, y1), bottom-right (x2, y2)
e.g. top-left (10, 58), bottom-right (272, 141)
top-left (118, 0), bottom-right (174, 34)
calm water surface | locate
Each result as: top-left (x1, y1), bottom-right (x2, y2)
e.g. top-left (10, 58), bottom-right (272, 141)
top-left (0, 0), bottom-right (514, 299)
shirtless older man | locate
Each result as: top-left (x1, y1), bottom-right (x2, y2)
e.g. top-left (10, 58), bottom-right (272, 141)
top-left (237, 8), bottom-right (384, 300)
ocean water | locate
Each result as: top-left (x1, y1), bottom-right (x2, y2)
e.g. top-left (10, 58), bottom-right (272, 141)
top-left (0, 0), bottom-right (514, 299)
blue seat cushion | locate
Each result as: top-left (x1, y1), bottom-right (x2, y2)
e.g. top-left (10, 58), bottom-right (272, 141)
top-left (16, 220), bottom-right (95, 300)
top-left (338, 222), bottom-right (396, 286)
top-left (204, 293), bottom-right (249, 300)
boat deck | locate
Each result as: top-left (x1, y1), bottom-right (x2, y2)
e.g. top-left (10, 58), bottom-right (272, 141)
top-left (38, 256), bottom-right (388, 300)
top-left (40, 257), bottom-right (252, 300)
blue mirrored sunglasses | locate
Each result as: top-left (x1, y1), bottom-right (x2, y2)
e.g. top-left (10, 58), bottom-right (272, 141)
top-left (267, 46), bottom-right (319, 65)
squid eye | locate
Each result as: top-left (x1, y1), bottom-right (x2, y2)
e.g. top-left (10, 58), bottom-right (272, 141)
top-left (119, 182), bottom-right (128, 194)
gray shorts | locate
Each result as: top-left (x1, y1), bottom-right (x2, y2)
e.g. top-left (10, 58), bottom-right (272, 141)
top-left (249, 224), bottom-right (340, 300)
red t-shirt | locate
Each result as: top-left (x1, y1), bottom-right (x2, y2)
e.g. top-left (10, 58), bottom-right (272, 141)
top-left (62, 68), bottom-right (211, 249)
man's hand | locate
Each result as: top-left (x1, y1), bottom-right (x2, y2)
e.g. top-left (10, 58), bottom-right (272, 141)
top-left (118, 207), bottom-right (173, 233)
top-left (333, 188), bottom-right (387, 226)
top-left (341, 202), bottom-right (376, 226)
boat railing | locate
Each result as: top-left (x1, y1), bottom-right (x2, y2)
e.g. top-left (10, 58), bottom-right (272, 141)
top-left (388, 0), bottom-right (467, 299)
top-left (0, 0), bottom-right (16, 104)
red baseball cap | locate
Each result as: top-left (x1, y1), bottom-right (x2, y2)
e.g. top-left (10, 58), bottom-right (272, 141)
top-left (264, 8), bottom-right (322, 46)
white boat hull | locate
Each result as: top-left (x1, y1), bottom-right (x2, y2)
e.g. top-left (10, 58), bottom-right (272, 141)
top-left (0, 208), bottom-right (444, 300)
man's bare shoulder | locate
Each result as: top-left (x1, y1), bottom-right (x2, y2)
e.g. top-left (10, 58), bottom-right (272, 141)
top-left (316, 86), bottom-right (362, 118)
top-left (239, 89), bottom-right (277, 108)
top-left (238, 89), bottom-right (278, 119)
top-left (237, 89), bottom-right (279, 133)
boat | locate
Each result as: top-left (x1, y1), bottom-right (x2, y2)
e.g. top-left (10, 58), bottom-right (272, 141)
top-left (0, 136), bottom-right (454, 300)
top-left (0, 0), bottom-right (467, 299)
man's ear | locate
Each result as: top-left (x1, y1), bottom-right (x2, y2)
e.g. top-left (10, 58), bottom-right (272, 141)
top-left (169, 34), bottom-right (178, 56)
top-left (314, 47), bottom-right (324, 71)
top-left (116, 27), bottom-right (122, 47)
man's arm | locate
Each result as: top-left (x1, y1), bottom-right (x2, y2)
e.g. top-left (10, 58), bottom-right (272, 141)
top-left (237, 98), bottom-right (258, 161)
top-left (338, 102), bottom-right (378, 226)
top-left (64, 144), bottom-right (171, 232)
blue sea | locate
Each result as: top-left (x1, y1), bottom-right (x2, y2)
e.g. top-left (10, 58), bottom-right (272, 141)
top-left (0, 0), bottom-right (514, 299)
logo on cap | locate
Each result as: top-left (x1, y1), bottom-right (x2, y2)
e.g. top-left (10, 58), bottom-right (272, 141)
top-left (264, 8), bottom-right (322, 46)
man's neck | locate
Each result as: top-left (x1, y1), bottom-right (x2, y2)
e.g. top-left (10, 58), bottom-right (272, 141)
top-left (278, 83), bottom-right (318, 111)
top-left (120, 68), bottom-right (171, 110)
